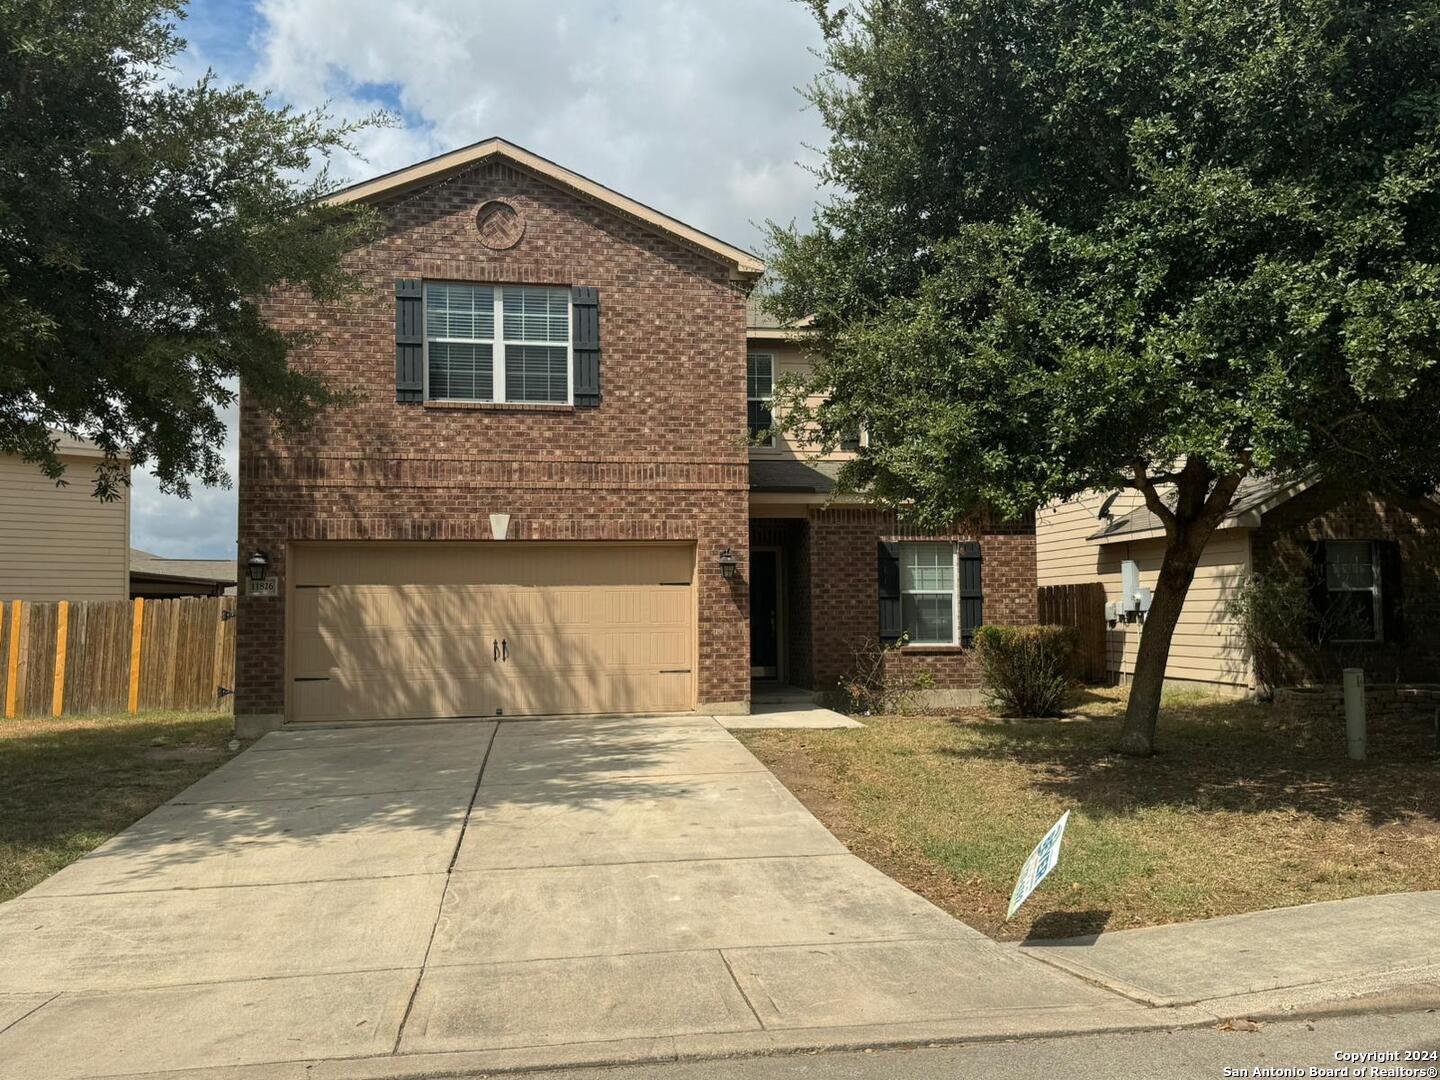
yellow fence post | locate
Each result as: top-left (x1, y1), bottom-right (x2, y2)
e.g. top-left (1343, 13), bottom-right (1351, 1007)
top-left (4, 600), bottom-right (21, 719)
top-left (52, 600), bottom-right (70, 717)
top-left (128, 597), bottom-right (144, 715)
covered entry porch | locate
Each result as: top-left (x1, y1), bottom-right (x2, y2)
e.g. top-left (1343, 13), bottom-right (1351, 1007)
top-left (748, 515), bottom-right (815, 694)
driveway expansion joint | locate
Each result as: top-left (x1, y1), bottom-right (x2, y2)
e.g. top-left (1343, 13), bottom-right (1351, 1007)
top-left (391, 722), bottom-right (499, 1054)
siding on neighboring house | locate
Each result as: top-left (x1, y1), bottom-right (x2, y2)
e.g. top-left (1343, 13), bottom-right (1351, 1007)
top-left (1036, 492), bottom-right (1255, 693)
top-left (1035, 490), bottom-right (1145, 588)
top-left (0, 447), bottom-right (130, 601)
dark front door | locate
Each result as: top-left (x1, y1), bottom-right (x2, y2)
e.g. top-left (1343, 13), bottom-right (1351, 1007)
top-left (750, 548), bottom-right (780, 678)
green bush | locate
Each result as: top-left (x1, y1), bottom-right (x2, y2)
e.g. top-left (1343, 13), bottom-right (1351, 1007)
top-left (973, 625), bottom-right (1078, 717)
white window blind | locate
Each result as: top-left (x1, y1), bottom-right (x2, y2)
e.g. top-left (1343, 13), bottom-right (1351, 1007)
top-left (425, 283), bottom-right (571, 404)
top-left (900, 542), bottom-right (956, 644)
top-left (747, 352), bottom-right (774, 445)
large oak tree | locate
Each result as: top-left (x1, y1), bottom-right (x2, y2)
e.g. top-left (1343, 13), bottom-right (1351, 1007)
top-left (768, 0), bottom-right (1440, 753)
top-left (0, 0), bottom-right (381, 499)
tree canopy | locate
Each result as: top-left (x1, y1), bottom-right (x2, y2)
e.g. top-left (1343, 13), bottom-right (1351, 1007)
top-left (768, 0), bottom-right (1440, 750)
top-left (0, 0), bottom-right (382, 497)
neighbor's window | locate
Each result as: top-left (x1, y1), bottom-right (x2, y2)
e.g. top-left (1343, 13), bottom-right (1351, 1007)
top-left (900, 542), bottom-right (956, 644)
top-left (1325, 540), bottom-right (1382, 642)
top-left (747, 352), bottom-right (775, 446)
top-left (425, 283), bottom-right (570, 404)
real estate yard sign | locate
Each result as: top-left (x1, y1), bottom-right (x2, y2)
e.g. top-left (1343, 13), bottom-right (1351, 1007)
top-left (1006, 811), bottom-right (1071, 920)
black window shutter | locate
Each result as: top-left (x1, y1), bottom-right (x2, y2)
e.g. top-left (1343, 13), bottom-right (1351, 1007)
top-left (395, 279), bottom-right (423, 404)
top-left (1305, 540), bottom-right (1328, 643)
top-left (877, 542), bottom-right (901, 641)
top-left (1379, 540), bottom-right (1405, 644)
top-left (959, 541), bottom-right (983, 644)
top-left (572, 286), bottom-right (601, 407)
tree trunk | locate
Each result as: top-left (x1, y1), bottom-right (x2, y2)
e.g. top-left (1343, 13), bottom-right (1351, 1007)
top-left (1115, 535), bottom-right (1207, 756)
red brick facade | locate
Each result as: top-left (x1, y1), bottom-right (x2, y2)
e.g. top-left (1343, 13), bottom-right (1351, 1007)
top-left (238, 159), bottom-right (751, 719)
top-left (1251, 484), bottom-right (1440, 683)
top-left (752, 510), bottom-right (1038, 693)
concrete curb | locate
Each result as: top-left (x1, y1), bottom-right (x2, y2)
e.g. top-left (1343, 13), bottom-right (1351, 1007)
top-left (73, 1005), bottom-right (1223, 1080)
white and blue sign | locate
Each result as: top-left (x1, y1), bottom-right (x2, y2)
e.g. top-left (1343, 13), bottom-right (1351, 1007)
top-left (1006, 811), bottom-right (1071, 920)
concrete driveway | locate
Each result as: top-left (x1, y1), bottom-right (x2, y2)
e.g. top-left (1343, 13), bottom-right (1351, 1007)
top-left (0, 714), bottom-right (1147, 1079)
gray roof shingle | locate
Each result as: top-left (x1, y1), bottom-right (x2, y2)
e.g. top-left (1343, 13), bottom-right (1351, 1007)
top-left (748, 459), bottom-right (842, 494)
top-left (1086, 475), bottom-right (1311, 542)
top-left (129, 548), bottom-right (237, 586)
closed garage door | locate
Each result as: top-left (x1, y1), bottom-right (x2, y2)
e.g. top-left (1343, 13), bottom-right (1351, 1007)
top-left (288, 542), bottom-right (695, 722)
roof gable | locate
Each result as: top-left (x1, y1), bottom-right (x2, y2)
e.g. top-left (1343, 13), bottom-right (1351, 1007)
top-left (325, 138), bottom-right (764, 280)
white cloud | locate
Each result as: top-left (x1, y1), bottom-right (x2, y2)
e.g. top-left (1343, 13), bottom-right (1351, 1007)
top-left (131, 392), bottom-right (239, 559)
top-left (135, 0), bottom-right (827, 556)
top-left (247, 0), bottom-right (827, 247)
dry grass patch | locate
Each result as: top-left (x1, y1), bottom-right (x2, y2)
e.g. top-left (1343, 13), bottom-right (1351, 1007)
top-left (0, 709), bottom-right (244, 902)
top-left (739, 687), bottom-right (1440, 941)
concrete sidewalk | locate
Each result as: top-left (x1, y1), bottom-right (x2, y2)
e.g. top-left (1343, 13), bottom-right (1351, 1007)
top-left (1020, 891), bottom-right (1440, 1015)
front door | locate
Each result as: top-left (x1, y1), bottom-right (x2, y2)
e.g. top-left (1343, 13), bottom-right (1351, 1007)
top-left (750, 548), bottom-right (780, 678)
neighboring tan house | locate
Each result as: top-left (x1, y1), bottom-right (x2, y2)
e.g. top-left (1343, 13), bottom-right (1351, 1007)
top-left (235, 138), bottom-right (1037, 733)
top-left (0, 437), bottom-right (130, 602)
top-left (129, 549), bottom-right (237, 599)
top-left (1037, 476), bottom-right (1440, 693)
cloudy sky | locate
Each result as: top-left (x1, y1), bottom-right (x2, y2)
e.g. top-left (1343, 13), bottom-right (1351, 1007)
top-left (134, 0), bottom-right (828, 558)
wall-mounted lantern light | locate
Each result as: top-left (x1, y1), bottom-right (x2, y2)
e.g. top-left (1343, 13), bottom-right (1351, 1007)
top-left (246, 549), bottom-right (270, 583)
top-left (717, 548), bottom-right (738, 581)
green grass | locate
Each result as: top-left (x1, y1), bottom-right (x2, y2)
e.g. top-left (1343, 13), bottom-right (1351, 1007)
top-left (740, 687), bottom-right (1440, 940)
top-left (0, 709), bottom-right (245, 901)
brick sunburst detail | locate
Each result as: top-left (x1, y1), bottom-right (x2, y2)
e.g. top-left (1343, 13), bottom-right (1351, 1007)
top-left (475, 199), bottom-right (524, 250)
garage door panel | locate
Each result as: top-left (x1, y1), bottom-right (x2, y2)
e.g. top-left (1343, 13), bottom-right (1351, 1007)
top-left (506, 627), bottom-right (689, 672)
top-left (322, 628), bottom-right (502, 676)
top-left (303, 670), bottom-right (503, 723)
top-left (297, 543), bottom-right (694, 589)
top-left (504, 670), bottom-right (691, 718)
top-left (290, 543), bottom-right (696, 722)
top-left (294, 631), bottom-right (335, 677)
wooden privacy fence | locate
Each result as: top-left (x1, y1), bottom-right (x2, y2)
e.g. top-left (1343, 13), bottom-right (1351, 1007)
top-left (1038, 582), bottom-right (1109, 684)
top-left (1, 596), bottom-right (236, 719)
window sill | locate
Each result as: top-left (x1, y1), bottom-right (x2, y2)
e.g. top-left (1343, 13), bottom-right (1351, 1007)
top-left (423, 400), bottom-right (576, 413)
top-left (898, 643), bottom-right (969, 654)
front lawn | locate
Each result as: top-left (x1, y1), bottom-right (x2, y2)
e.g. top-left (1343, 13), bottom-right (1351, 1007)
top-left (0, 709), bottom-right (245, 902)
top-left (739, 688), bottom-right (1440, 941)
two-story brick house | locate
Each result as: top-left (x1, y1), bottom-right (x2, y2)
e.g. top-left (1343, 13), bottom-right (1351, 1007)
top-left (236, 139), bottom-right (1036, 733)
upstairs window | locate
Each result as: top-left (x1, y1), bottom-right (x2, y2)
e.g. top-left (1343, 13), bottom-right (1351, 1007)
top-left (747, 352), bottom-right (775, 446)
top-left (1324, 540), bottom-right (1382, 642)
top-left (425, 283), bottom-right (570, 404)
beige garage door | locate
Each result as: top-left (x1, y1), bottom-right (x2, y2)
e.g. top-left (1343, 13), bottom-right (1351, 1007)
top-left (288, 542), bottom-right (695, 722)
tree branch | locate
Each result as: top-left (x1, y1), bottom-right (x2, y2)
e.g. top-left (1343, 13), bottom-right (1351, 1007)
top-left (1198, 456), bottom-right (1252, 530)
top-left (1131, 460), bottom-right (1177, 533)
